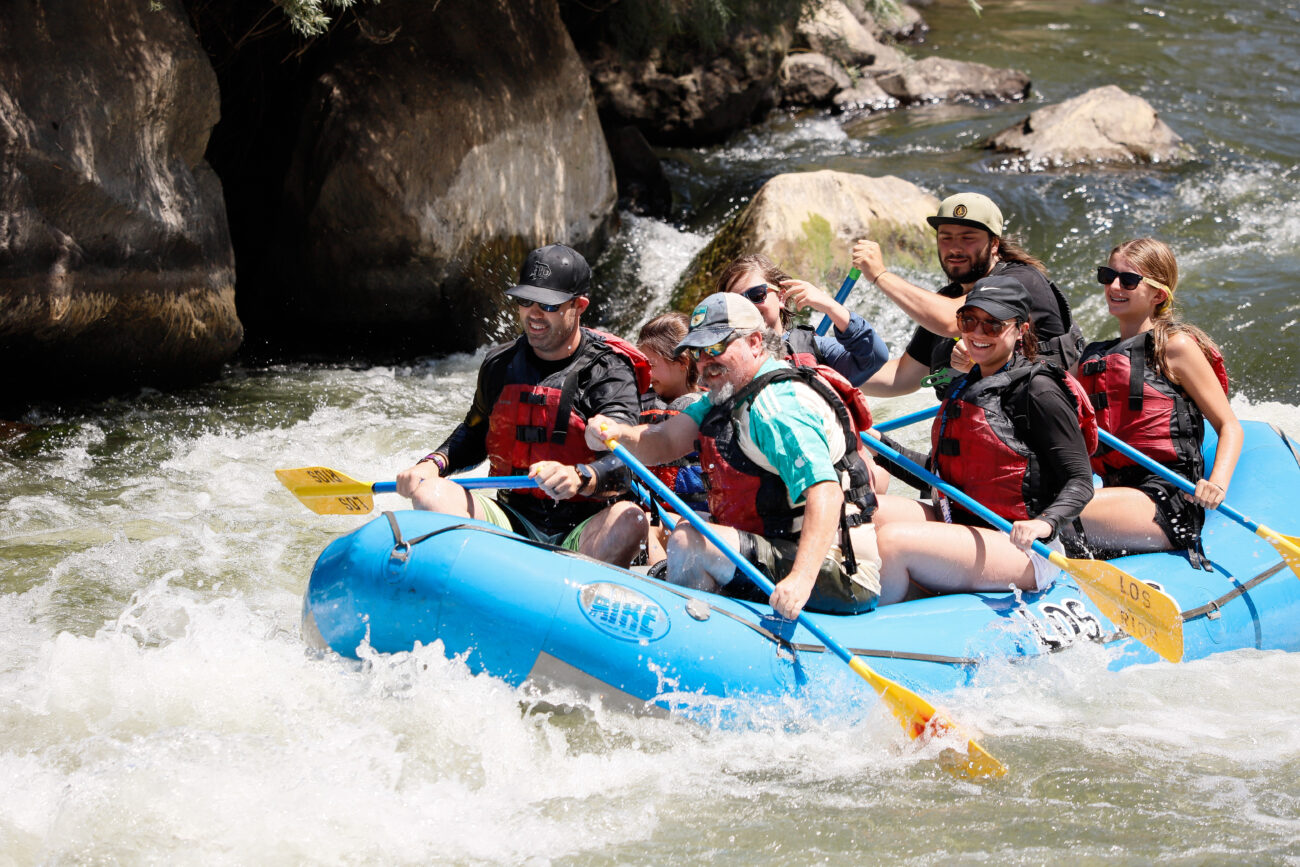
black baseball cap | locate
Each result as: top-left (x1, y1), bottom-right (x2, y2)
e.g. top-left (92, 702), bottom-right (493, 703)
top-left (960, 275), bottom-right (1031, 322)
top-left (506, 244), bottom-right (592, 306)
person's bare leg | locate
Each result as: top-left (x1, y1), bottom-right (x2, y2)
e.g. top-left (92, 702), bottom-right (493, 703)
top-left (577, 501), bottom-right (647, 568)
top-left (877, 523), bottom-right (1036, 604)
top-left (410, 477), bottom-right (491, 520)
top-left (665, 522), bottom-right (743, 592)
top-left (1080, 487), bottom-right (1172, 552)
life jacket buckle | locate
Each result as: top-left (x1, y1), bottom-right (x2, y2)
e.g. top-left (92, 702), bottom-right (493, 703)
top-left (390, 540), bottom-right (412, 563)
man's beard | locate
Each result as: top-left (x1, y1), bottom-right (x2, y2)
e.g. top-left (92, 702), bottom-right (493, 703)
top-left (709, 381), bottom-right (735, 404)
top-left (941, 242), bottom-right (995, 284)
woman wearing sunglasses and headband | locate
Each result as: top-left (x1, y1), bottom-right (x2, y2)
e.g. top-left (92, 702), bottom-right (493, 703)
top-left (714, 254), bottom-right (889, 387)
top-left (1074, 238), bottom-right (1242, 563)
top-left (870, 276), bottom-right (1097, 603)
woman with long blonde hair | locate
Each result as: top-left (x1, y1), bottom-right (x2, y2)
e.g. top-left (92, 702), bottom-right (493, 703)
top-left (1075, 238), bottom-right (1243, 560)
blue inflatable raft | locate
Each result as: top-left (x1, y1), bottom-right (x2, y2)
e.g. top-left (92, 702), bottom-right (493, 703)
top-left (302, 420), bottom-right (1300, 717)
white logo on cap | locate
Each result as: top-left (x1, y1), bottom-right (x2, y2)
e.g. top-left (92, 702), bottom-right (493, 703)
top-left (529, 262), bottom-right (552, 280)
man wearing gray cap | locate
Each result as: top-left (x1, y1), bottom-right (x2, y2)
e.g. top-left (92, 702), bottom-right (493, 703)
top-left (397, 244), bottom-right (648, 567)
top-left (851, 192), bottom-right (1083, 397)
top-left (587, 293), bottom-right (881, 620)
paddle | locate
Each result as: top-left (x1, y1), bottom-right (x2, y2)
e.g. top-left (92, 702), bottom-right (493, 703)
top-left (600, 427), bottom-right (1007, 780)
top-left (1096, 429), bottom-right (1300, 580)
top-left (860, 431), bottom-right (1185, 664)
top-left (275, 466), bottom-right (537, 515)
top-left (872, 404), bottom-right (940, 434)
top-left (814, 267), bottom-right (862, 336)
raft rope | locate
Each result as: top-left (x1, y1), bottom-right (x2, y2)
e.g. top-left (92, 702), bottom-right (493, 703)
top-left (379, 512), bottom-right (981, 668)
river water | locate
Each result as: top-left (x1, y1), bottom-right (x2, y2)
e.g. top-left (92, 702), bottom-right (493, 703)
top-left (4, 1), bottom-right (1300, 863)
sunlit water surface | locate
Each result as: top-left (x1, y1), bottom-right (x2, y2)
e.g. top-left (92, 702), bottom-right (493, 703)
top-left (5, 0), bottom-right (1300, 862)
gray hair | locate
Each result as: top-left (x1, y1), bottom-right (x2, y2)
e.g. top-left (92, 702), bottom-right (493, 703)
top-left (761, 327), bottom-right (784, 356)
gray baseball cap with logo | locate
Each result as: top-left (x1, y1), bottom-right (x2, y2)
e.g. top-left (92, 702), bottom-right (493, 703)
top-left (674, 293), bottom-right (766, 353)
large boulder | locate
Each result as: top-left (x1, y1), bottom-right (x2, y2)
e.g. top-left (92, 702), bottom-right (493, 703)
top-left (876, 56), bottom-right (1030, 104)
top-left (0, 0), bottom-right (239, 401)
top-left (583, 26), bottom-right (791, 146)
top-left (675, 170), bottom-right (938, 308)
top-left (277, 0), bottom-right (618, 353)
top-left (984, 85), bottom-right (1191, 168)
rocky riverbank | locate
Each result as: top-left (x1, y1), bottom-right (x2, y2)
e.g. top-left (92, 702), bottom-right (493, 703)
top-left (0, 0), bottom-right (1187, 407)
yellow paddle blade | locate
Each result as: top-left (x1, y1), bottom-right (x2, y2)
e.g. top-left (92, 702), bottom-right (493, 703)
top-left (1258, 527), bottom-right (1300, 581)
top-left (849, 658), bottom-right (1008, 779)
top-left (274, 467), bottom-right (376, 515)
top-left (1051, 553), bottom-right (1184, 663)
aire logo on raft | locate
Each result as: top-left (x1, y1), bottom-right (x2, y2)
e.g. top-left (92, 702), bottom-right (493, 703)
top-left (579, 583), bottom-right (669, 642)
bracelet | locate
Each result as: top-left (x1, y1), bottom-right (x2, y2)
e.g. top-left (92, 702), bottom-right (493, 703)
top-left (871, 271), bottom-right (890, 286)
top-left (419, 453), bottom-right (448, 473)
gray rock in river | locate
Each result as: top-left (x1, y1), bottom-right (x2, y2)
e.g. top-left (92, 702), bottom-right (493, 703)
top-left (0, 0), bottom-right (241, 399)
top-left (983, 84), bottom-right (1192, 169)
top-left (779, 53), bottom-right (853, 107)
top-left (876, 56), bottom-right (1031, 104)
top-left (675, 170), bottom-right (938, 308)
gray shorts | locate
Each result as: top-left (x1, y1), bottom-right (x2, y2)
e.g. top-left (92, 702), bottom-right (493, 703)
top-left (722, 531), bottom-right (880, 615)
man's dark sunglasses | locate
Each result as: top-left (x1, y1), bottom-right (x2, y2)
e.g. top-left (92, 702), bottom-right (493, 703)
top-left (514, 297), bottom-right (567, 313)
top-left (1096, 266), bottom-right (1146, 290)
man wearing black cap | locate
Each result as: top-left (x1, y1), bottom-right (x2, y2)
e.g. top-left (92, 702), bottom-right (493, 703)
top-left (396, 244), bottom-right (648, 566)
top-left (851, 192), bottom-right (1084, 397)
top-left (587, 293), bottom-right (881, 620)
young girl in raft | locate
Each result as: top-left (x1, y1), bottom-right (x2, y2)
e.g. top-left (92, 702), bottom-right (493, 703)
top-left (870, 276), bottom-right (1096, 605)
top-left (636, 313), bottom-right (707, 565)
top-left (1074, 238), bottom-right (1243, 560)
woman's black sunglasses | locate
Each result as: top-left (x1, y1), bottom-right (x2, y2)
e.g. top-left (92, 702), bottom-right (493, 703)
top-left (740, 284), bottom-right (771, 304)
top-left (1096, 266), bottom-right (1146, 290)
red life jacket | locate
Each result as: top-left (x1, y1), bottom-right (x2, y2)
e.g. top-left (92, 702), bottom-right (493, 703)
top-left (697, 364), bottom-right (876, 537)
top-left (932, 359), bottom-right (1098, 523)
top-left (485, 329), bottom-right (650, 501)
top-left (1076, 331), bottom-right (1228, 482)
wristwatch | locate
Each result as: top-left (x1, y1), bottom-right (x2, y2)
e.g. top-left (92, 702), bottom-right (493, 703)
top-left (575, 463), bottom-right (595, 495)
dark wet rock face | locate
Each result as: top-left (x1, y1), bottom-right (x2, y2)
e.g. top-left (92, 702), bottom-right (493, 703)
top-left (0, 0), bottom-right (240, 402)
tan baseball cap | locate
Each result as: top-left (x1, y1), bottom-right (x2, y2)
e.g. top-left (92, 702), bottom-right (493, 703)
top-left (927, 192), bottom-right (1005, 237)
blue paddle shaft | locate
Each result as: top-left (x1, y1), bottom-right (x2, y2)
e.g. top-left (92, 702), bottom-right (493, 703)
top-left (873, 404), bottom-right (940, 433)
top-left (814, 267), bottom-right (862, 336)
top-left (370, 476), bottom-right (537, 495)
top-left (1095, 429), bottom-right (1259, 532)
top-left (606, 438), bottom-right (857, 665)
top-left (861, 431), bottom-right (1056, 560)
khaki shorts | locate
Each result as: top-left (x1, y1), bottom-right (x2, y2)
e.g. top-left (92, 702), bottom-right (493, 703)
top-left (471, 492), bottom-right (590, 552)
top-left (723, 531), bottom-right (880, 615)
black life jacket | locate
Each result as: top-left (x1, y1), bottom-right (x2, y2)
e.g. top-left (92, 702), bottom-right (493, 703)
top-left (783, 325), bottom-right (822, 369)
top-left (697, 365), bottom-right (876, 538)
top-left (932, 358), bottom-right (1097, 523)
top-left (1076, 331), bottom-right (1228, 484)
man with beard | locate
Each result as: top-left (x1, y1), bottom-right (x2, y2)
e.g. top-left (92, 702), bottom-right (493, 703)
top-left (396, 244), bottom-right (647, 567)
top-left (586, 293), bottom-right (881, 620)
top-left (851, 192), bottom-right (1083, 397)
